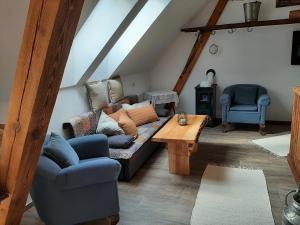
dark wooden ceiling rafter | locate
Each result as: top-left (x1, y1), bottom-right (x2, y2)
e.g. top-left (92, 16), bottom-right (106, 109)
top-left (173, 0), bottom-right (229, 95)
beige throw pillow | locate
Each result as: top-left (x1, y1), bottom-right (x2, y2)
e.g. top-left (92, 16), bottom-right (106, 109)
top-left (96, 111), bottom-right (124, 136)
top-left (86, 81), bottom-right (109, 112)
top-left (107, 78), bottom-right (124, 103)
top-left (122, 100), bottom-right (150, 110)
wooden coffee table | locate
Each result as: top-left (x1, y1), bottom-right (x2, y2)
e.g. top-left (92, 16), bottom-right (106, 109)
top-left (152, 114), bottom-right (208, 175)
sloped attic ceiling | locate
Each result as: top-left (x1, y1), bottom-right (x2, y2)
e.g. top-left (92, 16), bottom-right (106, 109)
top-left (115, 0), bottom-right (211, 76)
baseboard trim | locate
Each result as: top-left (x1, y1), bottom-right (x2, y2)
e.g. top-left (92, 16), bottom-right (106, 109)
top-left (266, 120), bottom-right (291, 126)
top-left (213, 118), bottom-right (291, 126)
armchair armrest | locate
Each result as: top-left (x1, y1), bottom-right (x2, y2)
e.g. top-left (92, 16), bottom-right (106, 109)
top-left (220, 93), bottom-right (231, 106)
top-left (56, 158), bottom-right (121, 190)
top-left (68, 134), bottom-right (109, 160)
top-left (258, 94), bottom-right (271, 106)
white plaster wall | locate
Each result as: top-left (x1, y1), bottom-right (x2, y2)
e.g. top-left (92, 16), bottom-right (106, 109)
top-left (0, 0), bottom-right (29, 123)
top-left (149, 0), bottom-right (300, 121)
top-left (120, 72), bottom-right (150, 100)
top-left (48, 86), bottom-right (90, 136)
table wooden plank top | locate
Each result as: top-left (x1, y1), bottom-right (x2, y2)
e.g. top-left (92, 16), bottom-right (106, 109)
top-left (152, 114), bottom-right (208, 144)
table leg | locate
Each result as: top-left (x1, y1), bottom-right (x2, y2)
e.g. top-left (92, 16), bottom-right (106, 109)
top-left (167, 142), bottom-right (190, 175)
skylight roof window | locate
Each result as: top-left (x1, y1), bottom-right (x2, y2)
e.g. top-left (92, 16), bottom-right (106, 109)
top-left (61, 0), bottom-right (138, 88)
top-left (88, 0), bottom-right (171, 82)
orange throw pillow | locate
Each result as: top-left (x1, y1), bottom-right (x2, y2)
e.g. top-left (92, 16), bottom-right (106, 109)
top-left (109, 108), bottom-right (138, 137)
top-left (109, 108), bottom-right (126, 121)
top-left (126, 105), bottom-right (159, 126)
top-left (118, 113), bottom-right (138, 138)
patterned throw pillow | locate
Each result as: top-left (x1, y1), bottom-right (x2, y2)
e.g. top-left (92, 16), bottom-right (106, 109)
top-left (126, 105), bottom-right (159, 126)
top-left (96, 111), bottom-right (124, 136)
top-left (122, 100), bottom-right (150, 110)
top-left (107, 78), bottom-right (124, 103)
top-left (86, 80), bottom-right (109, 112)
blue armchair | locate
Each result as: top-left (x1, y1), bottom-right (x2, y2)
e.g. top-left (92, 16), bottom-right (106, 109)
top-left (220, 84), bottom-right (270, 134)
top-left (31, 134), bottom-right (121, 225)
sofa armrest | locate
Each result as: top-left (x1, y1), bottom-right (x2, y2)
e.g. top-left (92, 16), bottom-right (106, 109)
top-left (220, 93), bottom-right (231, 106)
top-left (68, 134), bottom-right (109, 160)
top-left (258, 94), bottom-right (271, 106)
top-left (56, 158), bottom-right (121, 189)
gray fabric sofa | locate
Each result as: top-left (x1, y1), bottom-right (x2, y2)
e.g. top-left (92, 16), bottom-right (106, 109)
top-left (63, 95), bottom-right (170, 181)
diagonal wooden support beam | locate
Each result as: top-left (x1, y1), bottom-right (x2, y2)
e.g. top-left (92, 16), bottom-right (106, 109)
top-left (0, 0), bottom-right (83, 224)
top-left (173, 0), bottom-right (228, 95)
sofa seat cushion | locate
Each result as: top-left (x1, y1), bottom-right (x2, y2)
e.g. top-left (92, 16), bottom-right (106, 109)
top-left (109, 117), bottom-right (169, 159)
top-left (230, 104), bottom-right (258, 112)
top-left (233, 86), bottom-right (257, 105)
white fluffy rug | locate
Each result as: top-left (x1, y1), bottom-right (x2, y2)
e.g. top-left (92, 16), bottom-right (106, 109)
top-left (252, 134), bottom-right (290, 157)
top-left (191, 165), bottom-right (274, 225)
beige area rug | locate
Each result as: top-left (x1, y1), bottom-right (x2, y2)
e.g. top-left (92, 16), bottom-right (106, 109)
top-left (252, 134), bottom-right (290, 157)
top-left (191, 165), bottom-right (274, 225)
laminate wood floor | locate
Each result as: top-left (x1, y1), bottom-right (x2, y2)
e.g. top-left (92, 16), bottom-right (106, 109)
top-left (21, 124), bottom-right (296, 225)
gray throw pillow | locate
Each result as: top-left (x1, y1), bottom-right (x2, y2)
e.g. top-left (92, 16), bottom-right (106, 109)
top-left (96, 111), bottom-right (124, 136)
top-left (108, 135), bottom-right (134, 149)
top-left (43, 133), bottom-right (79, 168)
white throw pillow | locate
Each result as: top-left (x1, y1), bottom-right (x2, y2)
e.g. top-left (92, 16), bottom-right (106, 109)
top-left (96, 111), bottom-right (124, 136)
top-left (86, 81), bottom-right (109, 112)
top-left (107, 78), bottom-right (124, 103)
top-left (122, 100), bottom-right (151, 110)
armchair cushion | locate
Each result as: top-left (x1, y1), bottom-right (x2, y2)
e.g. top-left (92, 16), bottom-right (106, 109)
top-left (68, 134), bottom-right (109, 160)
top-left (230, 105), bottom-right (258, 112)
top-left (258, 94), bottom-right (271, 106)
top-left (233, 86), bottom-right (257, 105)
top-left (56, 158), bottom-right (121, 189)
top-left (43, 133), bottom-right (79, 168)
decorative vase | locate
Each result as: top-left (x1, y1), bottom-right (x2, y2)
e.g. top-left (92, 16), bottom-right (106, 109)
top-left (243, 1), bottom-right (261, 22)
top-left (178, 113), bottom-right (188, 126)
top-left (282, 188), bottom-right (300, 225)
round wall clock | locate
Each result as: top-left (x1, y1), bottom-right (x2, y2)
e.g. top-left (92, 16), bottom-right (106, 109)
top-left (209, 44), bottom-right (219, 55)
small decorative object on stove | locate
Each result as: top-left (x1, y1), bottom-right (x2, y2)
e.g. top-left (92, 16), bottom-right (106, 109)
top-left (178, 113), bottom-right (188, 126)
top-left (243, 1), bottom-right (261, 22)
top-left (200, 69), bottom-right (216, 88)
top-left (282, 185), bottom-right (300, 225)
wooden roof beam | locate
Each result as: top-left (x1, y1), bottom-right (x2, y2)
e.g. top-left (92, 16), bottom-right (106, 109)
top-left (173, 0), bottom-right (228, 95)
top-left (0, 0), bottom-right (83, 224)
top-left (181, 18), bottom-right (300, 33)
